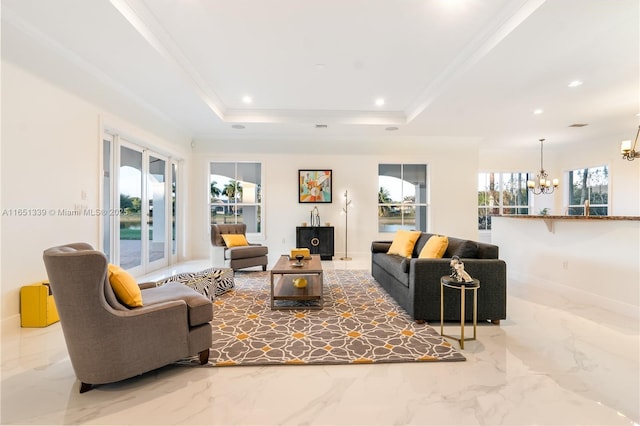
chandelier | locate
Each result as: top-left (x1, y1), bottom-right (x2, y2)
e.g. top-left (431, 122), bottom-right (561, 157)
top-left (527, 138), bottom-right (558, 195)
top-left (621, 125), bottom-right (640, 161)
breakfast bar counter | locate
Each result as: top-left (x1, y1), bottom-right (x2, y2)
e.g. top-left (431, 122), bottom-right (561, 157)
top-left (491, 215), bottom-right (640, 317)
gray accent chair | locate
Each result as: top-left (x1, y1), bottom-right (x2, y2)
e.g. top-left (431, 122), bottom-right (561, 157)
top-left (211, 224), bottom-right (268, 271)
top-left (42, 243), bottom-right (213, 394)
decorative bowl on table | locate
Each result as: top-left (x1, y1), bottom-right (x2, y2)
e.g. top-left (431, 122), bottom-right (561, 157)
top-left (293, 277), bottom-right (308, 288)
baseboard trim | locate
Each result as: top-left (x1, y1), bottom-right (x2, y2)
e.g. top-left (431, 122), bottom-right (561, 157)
top-left (509, 272), bottom-right (639, 321)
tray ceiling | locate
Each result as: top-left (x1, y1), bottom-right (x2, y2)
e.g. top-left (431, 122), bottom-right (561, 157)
top-left (2, 0), bottom-right (638, 148)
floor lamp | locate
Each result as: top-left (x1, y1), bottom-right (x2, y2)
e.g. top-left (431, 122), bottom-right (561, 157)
top-left (340, 190), bottom-right (352, 261)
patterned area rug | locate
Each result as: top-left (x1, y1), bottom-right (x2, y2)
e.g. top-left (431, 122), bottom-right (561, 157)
top-left (209, 269), bottom-right (465, 366)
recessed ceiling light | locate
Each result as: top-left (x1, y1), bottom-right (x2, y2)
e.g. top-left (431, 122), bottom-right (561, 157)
top-left (375, 98), bottom-right (385, 107)
top-left (231, 124), bottom-right (245, 130)
top-left (533, 108), bottom-right (544, 115)
top-left (439, 0), bottom-right (472, 11)
top-left (568, 80), bottom-right (583, 88)
top-left (385, 126), bottom-right (399, 131)
top-left (242, 96), bottom-right (252, 104)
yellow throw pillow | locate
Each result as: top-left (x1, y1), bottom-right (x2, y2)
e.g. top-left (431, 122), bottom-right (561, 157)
top-left (387, 230), bottom-right (422, 258)
top-left (418, 235), bottom-right (449, 259)
top-left (221, 234), bottom-right (249, 247)
top-left (107, 264), bottom-right (143, 308)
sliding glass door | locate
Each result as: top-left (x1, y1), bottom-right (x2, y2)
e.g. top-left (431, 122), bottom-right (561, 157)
top-left (146, 154), bottom-right (167, 270)
top-left (103, 133), bottom-right (174, 274)
top-left (119, 144), bottom-right (144, 271)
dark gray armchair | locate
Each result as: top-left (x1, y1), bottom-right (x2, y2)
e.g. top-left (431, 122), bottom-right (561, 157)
top-left (42, 243), bottom-right (213, 393)
top-left (211, 224), bottom-right (268, 271)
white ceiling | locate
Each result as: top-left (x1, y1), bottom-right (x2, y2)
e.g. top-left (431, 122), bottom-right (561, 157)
top-left (2, 0), bottom-right (638, 149)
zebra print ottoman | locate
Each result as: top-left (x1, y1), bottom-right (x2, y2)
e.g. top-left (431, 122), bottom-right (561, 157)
top-left (156, 267), bottom-right (234, 301)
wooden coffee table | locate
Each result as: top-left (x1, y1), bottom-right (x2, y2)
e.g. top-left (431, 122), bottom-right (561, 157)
top-left (270, 254), bottom-right (323, 310)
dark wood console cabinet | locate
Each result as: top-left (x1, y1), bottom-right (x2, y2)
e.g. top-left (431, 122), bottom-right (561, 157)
top-left (296, 226), bottom-right (334, 260)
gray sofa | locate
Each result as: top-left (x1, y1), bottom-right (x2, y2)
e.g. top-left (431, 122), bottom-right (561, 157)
top-left (371, 233), bottom-right (506, 324)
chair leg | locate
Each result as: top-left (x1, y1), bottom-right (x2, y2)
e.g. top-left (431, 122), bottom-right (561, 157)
top-left (262, 265), bottom-right (267, 271)
top-left (79, 382), bottom-right (93, 393)
top-left (198, 349), bottom-right (210, 365)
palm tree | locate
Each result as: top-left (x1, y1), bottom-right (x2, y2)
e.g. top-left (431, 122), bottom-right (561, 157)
top-left (210, 181), bottom-right (221, 202)
top-left (223, 180), bottom-right (243, 201)
top-left (223, 180), bottom-right (243, 216)
top-left (378, 187), bottom-right (392, 216)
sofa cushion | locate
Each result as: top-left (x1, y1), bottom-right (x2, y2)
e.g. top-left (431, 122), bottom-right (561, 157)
top-left (418, 235), bottom-right (449, 258)
top-left (373, 253), bottom-right (410, 287)
top-left (387, 230), bottom-right (422, 258)
top-left (226, 245), bottom-right (269, 260)
top-left (451, 240), bottom-right (479, 258)
top-left (141, 282), bottom-right (213, 326)
top-left (400, 258), bottom-right (411, 274)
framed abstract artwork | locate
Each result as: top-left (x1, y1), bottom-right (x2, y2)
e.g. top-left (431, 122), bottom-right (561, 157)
top-left (298, 170), bottom-right (332, 203)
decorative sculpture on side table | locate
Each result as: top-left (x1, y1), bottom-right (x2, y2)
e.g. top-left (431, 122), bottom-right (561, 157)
top-left (310, 206), bottom-right (320, 227)
top-left (450, 255), bottom-right (474, 283)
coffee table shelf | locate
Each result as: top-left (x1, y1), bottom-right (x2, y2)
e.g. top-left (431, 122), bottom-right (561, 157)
top-left (270, 255), bottom-right (323, 310)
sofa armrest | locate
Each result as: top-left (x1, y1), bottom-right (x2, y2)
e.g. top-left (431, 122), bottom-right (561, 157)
top-left (409, 257), bottom-right (507, 321)
top-left (409, 258), bottom-right (452, 285)
top-left (371, 241), bottom-right (392, 253)
top-left (409, 258), bottom-right (506, 286)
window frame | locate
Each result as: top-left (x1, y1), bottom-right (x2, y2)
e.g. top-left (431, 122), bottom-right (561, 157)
top-left (566, 164), bottom-right (609, 216)
top-left (209, 161), bottom-right (264, 236)
top-left (478, 172), bottom-right (530, 231)
top-left (377, 163), bottom-right (428, 232)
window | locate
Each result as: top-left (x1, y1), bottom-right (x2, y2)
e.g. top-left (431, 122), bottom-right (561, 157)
top-left (567, 165), bottom-right (608, 216)
top-left (478, 172), bottom-right (529, 230)
top-left (210, 162), bottom-right (262, 233)
top-left (378, 164), bottom-right (428, 232)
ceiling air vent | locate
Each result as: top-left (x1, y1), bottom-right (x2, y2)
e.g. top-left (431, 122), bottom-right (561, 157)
top-left (569, 123), bottom-right (588, 127)
top-left (315, 124), bottom-right (328, 129)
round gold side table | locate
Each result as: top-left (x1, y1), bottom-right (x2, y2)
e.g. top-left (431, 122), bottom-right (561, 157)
top-left (440, 275), bottom-right (480, 349)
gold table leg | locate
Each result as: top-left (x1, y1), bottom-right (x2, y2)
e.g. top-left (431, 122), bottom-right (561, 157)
top-left (473, 287), bottom-right (477, 341)
top-left (460, 285), bottom-right (465, 349)
top-left (440, 282), bottom-right (444, 336)
top-left (440, 277), bottom-right (480, 350)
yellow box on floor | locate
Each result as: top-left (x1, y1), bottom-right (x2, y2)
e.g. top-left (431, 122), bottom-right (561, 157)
top-left (20, 282), bottom-right (60, 327)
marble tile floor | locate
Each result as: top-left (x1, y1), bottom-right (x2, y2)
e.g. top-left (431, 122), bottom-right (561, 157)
top-left (1, 257), bottom-right (638, 425)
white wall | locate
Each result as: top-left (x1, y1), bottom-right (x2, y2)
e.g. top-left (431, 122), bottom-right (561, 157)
top-left (2, 61), bottom-right (101, 321)
top-left (189, 139), bottom-right (481, 264)
top-left (1, 61), bottom-right (190, 321)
